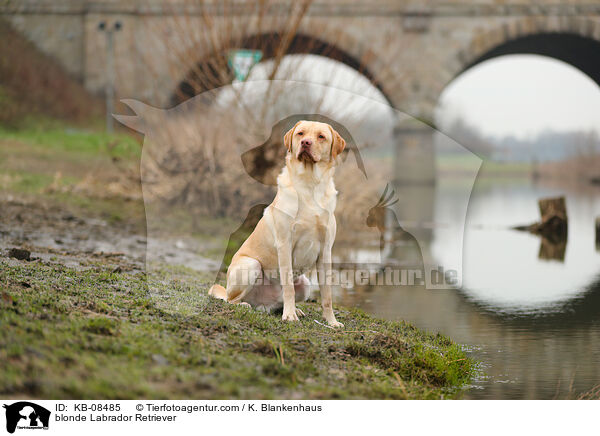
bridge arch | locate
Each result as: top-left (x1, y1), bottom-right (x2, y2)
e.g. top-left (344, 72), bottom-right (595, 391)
top-left (171, 30), bottom-right (394, 106)
top-left (430, 17), bottom-right (600, 122)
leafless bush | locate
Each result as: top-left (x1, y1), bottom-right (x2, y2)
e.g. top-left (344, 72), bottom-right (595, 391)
top-left (138, 103), bottom-right (276, 220)
top-left (133, 0), bottom-right (405, 226)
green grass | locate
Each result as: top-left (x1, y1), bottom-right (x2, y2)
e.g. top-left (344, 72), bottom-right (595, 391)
top-left (0, 125), bottom-right (141, 160)
top-left (1, 171), bottom-right (56, 194)
top-left (0, 260), bottom-right (476, 399)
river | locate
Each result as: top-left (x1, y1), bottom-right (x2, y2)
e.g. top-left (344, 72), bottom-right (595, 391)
top-left (336, 177), bottom-right (600, 399)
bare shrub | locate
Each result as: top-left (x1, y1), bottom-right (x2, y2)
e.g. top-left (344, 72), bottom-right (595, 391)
top-left (131, 0), bottom-right (406, 228)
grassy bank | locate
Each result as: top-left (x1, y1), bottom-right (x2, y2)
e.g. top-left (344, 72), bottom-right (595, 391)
top-left (0, 126), bottom-right (140, 158)
top-left (0, 259), bottom-right (475, 399)
top-left (0, 125), bottom-right (145, 223)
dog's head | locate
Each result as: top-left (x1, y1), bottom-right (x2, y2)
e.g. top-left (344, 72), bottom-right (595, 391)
top-left (283, 120), bottom-right (346, 166)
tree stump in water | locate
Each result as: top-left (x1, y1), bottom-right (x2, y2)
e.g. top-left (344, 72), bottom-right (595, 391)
top-left (531, 196), bottom-right (568, 240)
top-left (513, 196), bottom-right (568, 261)
top-left (514, 196), bottom-right (568, 240)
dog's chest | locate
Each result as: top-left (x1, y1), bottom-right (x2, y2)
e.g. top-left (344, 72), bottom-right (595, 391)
top-left (291, 204), bottom-right (329, 271)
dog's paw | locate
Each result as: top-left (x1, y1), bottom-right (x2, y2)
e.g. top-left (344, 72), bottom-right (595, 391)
top-left (282, 310), bottom-right (300, 322)
top-left (327, 319), bottom-right (344, 328)
top-left (295, 308), bottom-right (306, 317)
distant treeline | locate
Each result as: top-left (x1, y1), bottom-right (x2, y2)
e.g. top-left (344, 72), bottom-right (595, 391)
top-left (437, 117), bottom-right (599, 163)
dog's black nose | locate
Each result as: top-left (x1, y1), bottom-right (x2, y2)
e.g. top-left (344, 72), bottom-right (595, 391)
top-left (301, 139), bottom-right (312, 148)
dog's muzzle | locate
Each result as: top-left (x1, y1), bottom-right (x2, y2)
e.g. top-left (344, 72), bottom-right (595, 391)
top-left (297, 149), bottom-right (316, 163)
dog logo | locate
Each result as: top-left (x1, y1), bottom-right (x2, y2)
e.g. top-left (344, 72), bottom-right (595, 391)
top-left (3, 402), bottom-right (50, 434)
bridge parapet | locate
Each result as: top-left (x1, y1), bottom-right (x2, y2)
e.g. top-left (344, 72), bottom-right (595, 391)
top-left (3, 1), bottom-right (600, 16)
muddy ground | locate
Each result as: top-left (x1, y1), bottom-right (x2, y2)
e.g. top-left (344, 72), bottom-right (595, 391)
top-left (0, 190), bottom-right (223, 277)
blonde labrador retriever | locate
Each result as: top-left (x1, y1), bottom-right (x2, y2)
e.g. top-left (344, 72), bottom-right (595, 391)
top-left (209, 120), bottom-right (346, 327)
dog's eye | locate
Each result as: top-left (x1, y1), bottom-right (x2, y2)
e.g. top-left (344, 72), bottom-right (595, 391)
top-left (297, 131), bottom-right (303, 136)
top-left (318, 134), bottom-right (325, 139)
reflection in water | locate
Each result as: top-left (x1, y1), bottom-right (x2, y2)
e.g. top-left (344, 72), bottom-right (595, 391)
top-left (538, 234), bottom-right (567, 262)
top-left (337, 179), bottom-right (600, 399)
top-left (437, 182), bottom-right (600, 311)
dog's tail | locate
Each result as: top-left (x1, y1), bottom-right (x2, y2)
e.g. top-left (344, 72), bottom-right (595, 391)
top-left (208, 284), bottom-right (227, 301)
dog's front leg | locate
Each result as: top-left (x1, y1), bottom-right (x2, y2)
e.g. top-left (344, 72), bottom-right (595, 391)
top-left (268, 206), bottom-right (299, 322)
top-left (270, 208), bottom-right (298, 322)
top-left (278, 238), bottom-right (298, 322)
top-left (317, 256), bottom-right (343, 328)
top-left (317, 215), bottom-right (344, 328)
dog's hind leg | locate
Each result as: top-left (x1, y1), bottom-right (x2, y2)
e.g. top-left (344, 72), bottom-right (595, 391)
top-left (225, 256), bottom-right (262, 304)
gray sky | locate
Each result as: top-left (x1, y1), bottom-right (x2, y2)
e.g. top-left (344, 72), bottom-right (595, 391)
top-left (436, 54), bottom-right (600, 140)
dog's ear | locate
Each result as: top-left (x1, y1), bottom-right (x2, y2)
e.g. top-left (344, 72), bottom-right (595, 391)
top-left (329, 126), bottom-right (346, 159)
top-left (283, 121), bottom-right (302, 152)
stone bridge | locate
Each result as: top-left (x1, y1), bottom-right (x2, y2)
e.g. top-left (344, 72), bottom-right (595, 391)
top-left (3, 0), bottom-right (600, 182)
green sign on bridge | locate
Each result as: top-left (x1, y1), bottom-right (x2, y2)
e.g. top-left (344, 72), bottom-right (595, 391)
top-left (227, 49), bottom-right (263, 82)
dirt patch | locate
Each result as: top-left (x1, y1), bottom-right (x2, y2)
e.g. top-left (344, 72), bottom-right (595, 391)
top-left (0, 194), bottom-right (218, 273)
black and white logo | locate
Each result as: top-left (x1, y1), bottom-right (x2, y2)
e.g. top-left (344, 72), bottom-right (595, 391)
top-left (3, 402), bottom-right (50, 434)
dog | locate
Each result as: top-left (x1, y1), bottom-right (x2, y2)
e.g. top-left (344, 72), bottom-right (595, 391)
top-left (209, 120), bottom-right (346, 327)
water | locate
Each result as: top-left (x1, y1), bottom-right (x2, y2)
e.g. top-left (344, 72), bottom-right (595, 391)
top-left (337, 178), bottom-right (600, 399)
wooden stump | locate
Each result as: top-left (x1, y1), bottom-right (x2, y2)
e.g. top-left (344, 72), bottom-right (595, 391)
top-left (513, 196), bottom-right (568, 260)
top-left (538, 197), bottom-right (566, 217)
top-left (535, 196), bottom-right (567, 236)
top-left (519, 196), bottom-right (568, 242)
